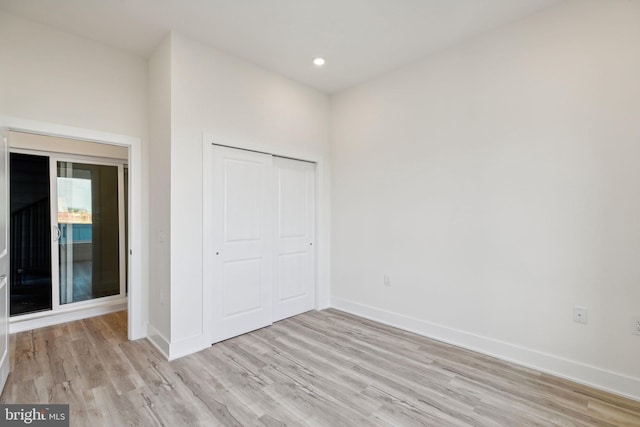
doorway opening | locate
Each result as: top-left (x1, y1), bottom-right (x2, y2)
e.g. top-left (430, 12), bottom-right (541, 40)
top-left (8, 130), bottom-right (131, 333)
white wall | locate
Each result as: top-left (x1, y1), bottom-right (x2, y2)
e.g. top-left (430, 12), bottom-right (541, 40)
top-left (0, 12), bottom-right (147, 138)
top-left (331, 0), bottom-right (640, 399)
top-left (0, 11), bottom-right (150, 337)
top-left (147, 35), bottom-right (172, 348)
top-left (167, 34), bottom-right (331, 357)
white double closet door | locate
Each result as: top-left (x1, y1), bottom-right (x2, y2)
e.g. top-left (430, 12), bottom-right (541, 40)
top-left (208, 145), bottom-right (315, 344)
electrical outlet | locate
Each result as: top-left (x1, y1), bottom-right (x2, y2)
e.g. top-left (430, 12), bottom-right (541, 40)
top-left (384, 274), bottom-right (391, 287)
top-left (573, 306), bottom-right (587, 324)
top-left (633, 317), bottom-right (640, 336)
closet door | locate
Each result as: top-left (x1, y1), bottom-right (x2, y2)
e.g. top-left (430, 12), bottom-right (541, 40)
top-left (273, 157), bottom-right (315, 321)
top-left (210, 146), bottom-right (274, 343)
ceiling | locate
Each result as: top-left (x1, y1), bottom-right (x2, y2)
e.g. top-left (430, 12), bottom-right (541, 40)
top-left (0, 0), bottom-right (564, 93)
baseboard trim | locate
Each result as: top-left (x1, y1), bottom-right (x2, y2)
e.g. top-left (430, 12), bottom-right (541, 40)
top-left (168, 334), bottom-right (208, 361)
top-left (147, 328), bottom-right (208, 361)
top-left (146, 324), bottom-right (170, 359)
top-left (331, 297), bottom-right (640, 402)
top-left (9, 299), bottom-right (127, 334)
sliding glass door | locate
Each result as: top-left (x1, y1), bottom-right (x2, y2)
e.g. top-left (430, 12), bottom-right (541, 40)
top-left (56, 161), bottom-right (123, 305)
top-left (9, 151), bottom-right (127, 317)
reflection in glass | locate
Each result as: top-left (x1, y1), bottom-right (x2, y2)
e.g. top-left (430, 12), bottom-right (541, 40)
top-left (57, 162), bottom-right (120, 304)
top-left (9, 153), bottom-right (52, 316)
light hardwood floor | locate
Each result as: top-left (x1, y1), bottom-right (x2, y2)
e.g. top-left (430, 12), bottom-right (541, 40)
top-left (1, 309), bottom-right (639, 426)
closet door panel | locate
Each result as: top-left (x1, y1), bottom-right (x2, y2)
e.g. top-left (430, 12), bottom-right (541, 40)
top-left (209, 146), bottom-right (274, 343)
top-left (273, 157), bottom-right (315, 322)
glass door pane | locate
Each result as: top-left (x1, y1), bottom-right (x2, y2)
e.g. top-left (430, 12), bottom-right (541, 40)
top-left (57, 162), bottom-right (120, 304)
top-left (9, 153), bottom-right (52, 316)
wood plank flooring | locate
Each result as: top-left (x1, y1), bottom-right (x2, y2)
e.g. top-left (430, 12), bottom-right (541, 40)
top-left (1, 309), bottom-right (639, 426)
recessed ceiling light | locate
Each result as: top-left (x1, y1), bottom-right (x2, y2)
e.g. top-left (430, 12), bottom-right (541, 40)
top-left (313, 57), bottom-right (325, 67)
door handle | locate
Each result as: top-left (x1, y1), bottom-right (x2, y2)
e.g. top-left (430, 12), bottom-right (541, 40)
top-left (53, 226), bottom-right (61, 242)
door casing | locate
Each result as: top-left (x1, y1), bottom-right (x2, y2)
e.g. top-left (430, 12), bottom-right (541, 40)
top-left (0, 127), bottom-right (10, 393)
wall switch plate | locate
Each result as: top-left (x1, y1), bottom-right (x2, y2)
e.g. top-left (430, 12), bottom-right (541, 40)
top-left (573, 306), bottom-right (588, 324)
top-left (633, 317), bottom-right (640, 336)
top-left (384, 274), bottom-right (391, 287)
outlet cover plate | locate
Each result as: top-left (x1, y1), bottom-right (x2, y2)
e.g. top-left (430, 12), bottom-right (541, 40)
top-left (573, 306), bottom-right (588, 324)
top-left (633, 316), bottom-right (640, 336)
